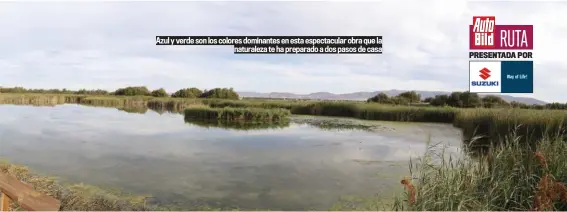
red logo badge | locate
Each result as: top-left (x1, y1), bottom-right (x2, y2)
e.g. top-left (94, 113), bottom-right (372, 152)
top-left (479, 67), bottom-right (491, 80)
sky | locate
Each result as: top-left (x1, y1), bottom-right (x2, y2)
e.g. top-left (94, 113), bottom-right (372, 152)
top-left (0, 1), bottom-right (565, 103)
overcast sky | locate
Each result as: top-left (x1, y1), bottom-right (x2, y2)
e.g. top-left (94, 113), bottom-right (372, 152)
top-left (0, 1), bottom-right (565, 102)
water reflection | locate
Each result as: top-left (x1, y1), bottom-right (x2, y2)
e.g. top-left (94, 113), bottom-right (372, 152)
top-left (0, 104), bottom-right (463, 210)
top-left (118, 106), bottom-right (149, 114)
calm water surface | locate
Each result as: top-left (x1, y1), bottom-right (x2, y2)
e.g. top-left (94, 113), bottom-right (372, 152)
top-left (0, 104), bottom-right (463, 210)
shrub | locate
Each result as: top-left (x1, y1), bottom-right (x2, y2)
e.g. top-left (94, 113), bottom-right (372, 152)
top-left (114, 86), bottom-right (151, 96)
top-left (171, 88), bottom-right (202, 98)
top-left (150, 88), bottom-right (168, 97)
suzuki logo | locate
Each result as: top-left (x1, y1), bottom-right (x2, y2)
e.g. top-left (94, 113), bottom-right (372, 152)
top-left (479, 67), bottom-right (491, 80)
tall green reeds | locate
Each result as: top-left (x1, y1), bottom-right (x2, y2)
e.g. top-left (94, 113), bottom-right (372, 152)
top-left (184, 106), bottom-right (291, 122)
top-left (203, 99), bottom-right (309, 110)
top-left (184, 118), bottom-right (290, 131)
top-left (0, 94), bottom-right (204, 112)
top-left (454, 108), bottom-right (567, 146)
top-left (205, 100), bottom-right (459, 123)
top-left (392, 134), bottom-right (567, 211)
top-left (0, 94), bottom-right (74, 106)
top-left (147, 98), bottom-right (203, 112)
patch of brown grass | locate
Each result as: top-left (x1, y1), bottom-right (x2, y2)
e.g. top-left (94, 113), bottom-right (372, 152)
top-left (531, 152), bottom-right (567, 211)
top-left (401, 176), bottom-right (416, 205)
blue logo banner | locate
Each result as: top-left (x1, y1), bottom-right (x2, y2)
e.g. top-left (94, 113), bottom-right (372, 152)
top-left (500, 61), bottom-right (533, 93)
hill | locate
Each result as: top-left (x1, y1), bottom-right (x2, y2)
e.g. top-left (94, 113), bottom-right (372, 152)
top-left (238, 90), bottom-right (547, 105)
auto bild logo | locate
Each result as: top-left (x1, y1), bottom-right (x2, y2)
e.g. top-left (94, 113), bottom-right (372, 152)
top-left (469, 16), bottom-right (533, 50)
top-left (472, 67), bottom-right (499, 86)
top-left (479, 67), bottom-right (491, 80)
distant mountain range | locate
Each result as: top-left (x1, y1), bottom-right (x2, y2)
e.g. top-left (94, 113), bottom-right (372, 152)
top-left (238, 89), bottom-right (548, 105)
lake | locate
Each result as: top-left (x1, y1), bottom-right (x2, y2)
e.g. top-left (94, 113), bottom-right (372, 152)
top-left (0, 104), bottom-right (463, 210)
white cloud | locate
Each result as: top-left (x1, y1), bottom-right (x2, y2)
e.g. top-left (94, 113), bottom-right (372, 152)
top-left (0, 1), bottom-right (565, 102)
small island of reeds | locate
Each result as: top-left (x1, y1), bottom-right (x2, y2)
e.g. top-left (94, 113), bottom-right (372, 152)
top-left (183, 106), bottom-right (291, 122)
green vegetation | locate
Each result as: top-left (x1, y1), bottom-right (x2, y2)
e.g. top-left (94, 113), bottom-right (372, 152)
top-left (114, 86), bottom-right (151, 96)
top-left (390, 135), bottom-right (567, 211)
top-left (199, 88), bottom-right (239, 99)
top-left (171, 87), bottom-right (203, 98)
top-left (367, 91), bottom-right (417, 105)
top-left (146, 98), bottom-right (203, 112)
top-left (0, 87), bottom-right (79, 94)
top-left (184, 106), bottom-right (290, 122)
top-left (75, 89), bottom-right (110, 95)
top-left (151, 88), bottom-right (169, 97)
top-left (397, 91), bottom-right (421, 103)
top-left (481, 95), bottom-right (508, 108)
top-left (367, 92), bottom-right (390, 104)
top-left (204, 99), bottom-right (457, 123)
top-left (366, 90), bottom-right (567, 110)
top-left (204, 99), bottom-right (307, 110)
top-left (0, 161), bottom-right (156, 211)
top-left (0, 86), bottom-right (240, 100)
top-left (453, 108), bottom-right (567, 146)
top-left (297, 102), bottom-right (457, 123)
top-left (184, 118), bottom-right (290, 130)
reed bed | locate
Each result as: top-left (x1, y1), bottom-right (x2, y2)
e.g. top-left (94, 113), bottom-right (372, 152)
top-left (203, 99), bottom-right (311, 110)
top-left (184, 106), bottom-right (291, 122)
top-left (147, 98), bottom-right (203, 112)
top-left (205, 100), bottom-right (458, 123)
top-left (0, 94), bottom-right (203, 111)
top-left (77, 96), bottom-right (149, 107)
top-left (453, 108), bottom-right (567, 146)
top-left (354, 104), bottom-right (457, 123)
top-left (289, 102), bottom-right (457, 123)
top-left (184, 118), bottom-right (290, 131)
top-left (391, 134), bottom-right (567, 211)
top-left (0, 94), bottom-right (74, 106)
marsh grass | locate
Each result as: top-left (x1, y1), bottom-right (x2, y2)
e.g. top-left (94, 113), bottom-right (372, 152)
top-left (204, 99), bottom-right (310, 110)
top-left (77, 96), bottom-right (152, 107)
top-left (184, 106), bottom-right (291, 122)
top-left (0, 94), bottom-right (73, 106)
top-left (147, 98), bottom-right (203, 112)
top-left (205, 100), bottom-right (458, 123)
top-left (391, 134), bottom-right (567, 211)
top-left (184, 118), bottom-right (290, 131)
top-left (0, 94), bottom-right (203, 111)
top-left (354, 104), bottom-right (457, 123)
top-left (0, 160), bottom-right (156, 211)
top-left (454, 108), bottom-right (567, 146)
